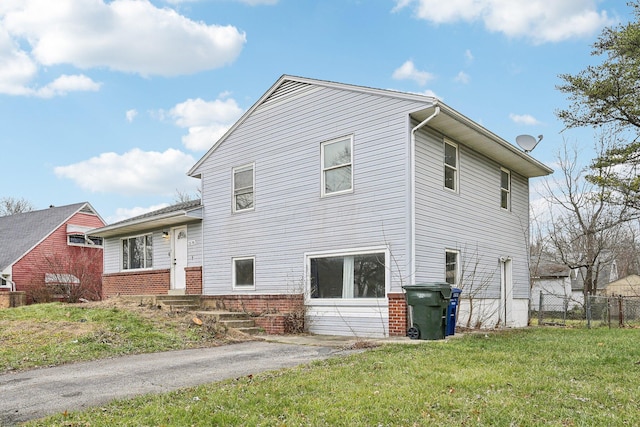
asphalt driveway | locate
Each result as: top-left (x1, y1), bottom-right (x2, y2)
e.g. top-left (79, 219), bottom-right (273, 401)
top-left (0, 340), bottom-right (356, 426)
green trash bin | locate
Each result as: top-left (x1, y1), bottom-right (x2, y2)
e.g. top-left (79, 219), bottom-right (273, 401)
top-left (403, 283), bottom-right (452, 340)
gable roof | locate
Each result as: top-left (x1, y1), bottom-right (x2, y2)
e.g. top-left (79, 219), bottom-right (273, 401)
top-left (188, 75), bottom-right (553, 179)
top-left (0, 202), bottom-right (102, 271)
top-left (90, 199), bottom-right (202, 238)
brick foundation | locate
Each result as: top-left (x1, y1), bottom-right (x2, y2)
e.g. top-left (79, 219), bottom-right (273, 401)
top-left (102, 267), bottom-right (203, 298)
top-left (388, 292), bottom-right (408, 337)
top-left (255, 314), bottom-right (287, 334)
top-left (102, 270), bottom-right (171, 297)
top-left (185, 267), bottom-right (202, 295)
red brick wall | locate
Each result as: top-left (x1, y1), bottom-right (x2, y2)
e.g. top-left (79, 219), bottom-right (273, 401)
top-left (388, 292), bottom-right (408, 337)
top-left (254, 315), bottom-right (287, 334)
top-left (102, 269), bottom-right (171, 297)
top-left (185, 267), bottom-right (202, 295)
top-left (102, 267), bottom-right (203, 297)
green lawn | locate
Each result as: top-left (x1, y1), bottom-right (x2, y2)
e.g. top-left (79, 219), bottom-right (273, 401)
top-left (0, 302), bottom-right (228, 372)
top-left (25, 327), bottom-right (640, 427)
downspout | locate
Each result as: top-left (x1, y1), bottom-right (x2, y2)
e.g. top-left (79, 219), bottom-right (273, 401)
top-left (409, 105), bottom-right (440, 286)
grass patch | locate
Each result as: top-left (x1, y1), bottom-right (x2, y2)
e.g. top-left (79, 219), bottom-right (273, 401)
top-left (0, 301), bottom-right (235, 372)
top-left (29, 327), bottom-right (640, 426)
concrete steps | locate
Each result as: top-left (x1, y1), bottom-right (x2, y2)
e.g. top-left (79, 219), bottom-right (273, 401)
top-left (195, 310), bottom-right (262, 335)
top-left (156, 295), bottom-right (202, 312)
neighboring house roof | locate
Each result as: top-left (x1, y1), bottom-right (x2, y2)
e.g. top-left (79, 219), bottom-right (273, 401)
top-left (91, 199), bottom-right (202, 238)
top-left (0, 202), bottom-right (102, 271)
top-left (188, 75), bottom-right (553, 179)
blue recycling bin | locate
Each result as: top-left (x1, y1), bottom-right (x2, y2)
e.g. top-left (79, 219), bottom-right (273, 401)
top-left (446, 288), bottom-right (462, 336)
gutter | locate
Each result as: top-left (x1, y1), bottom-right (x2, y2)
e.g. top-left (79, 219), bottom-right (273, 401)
top-left (409, 105), bottom-right (440, 286)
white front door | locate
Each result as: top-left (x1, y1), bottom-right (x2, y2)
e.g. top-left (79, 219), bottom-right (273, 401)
top-left (500, 258), bottom-right (513, 327)
top-left (171, 226), bottom-right (188, 291)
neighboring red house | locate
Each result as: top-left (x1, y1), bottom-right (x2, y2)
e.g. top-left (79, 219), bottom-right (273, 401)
top-left (0, 202), bottom-right (106, 303)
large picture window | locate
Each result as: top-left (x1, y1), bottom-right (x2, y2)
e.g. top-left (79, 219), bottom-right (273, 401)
top-left (233, 257), bottom-right (255, 288)
top-left (321, 136), bottom-right (353, 196)
top-left (310, 251), bottom-right (386, 299)
top-left (122, 234), bottom-right (153, 270)
top-left (233, 163), bottom-right (254, 212)
top-left (444, 140), bottom-right (458, 192)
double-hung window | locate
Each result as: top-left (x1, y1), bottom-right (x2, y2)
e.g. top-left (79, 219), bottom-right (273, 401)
top-left (501, 168), bottom-right (511, 210)
top-left (233, 163), bottom-right (254, 212)
top-left (321, 136), bottom-right (353, 196)
top-left (122, 234), bottom-right (153, 270)
top-left (309, 251), bottom-right (386, 299)
top-left (233, 257), bottom-right (255, 289)
top-left (445, 249), bottom-right (460, 286)
top-left (444, 140), bottom-right (458, 192)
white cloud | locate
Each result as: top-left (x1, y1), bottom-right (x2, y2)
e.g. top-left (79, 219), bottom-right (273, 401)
top-left (510, 113), bottom-right (541, 126)
top-left (421, 89), bottom-right (441, 99)
top-left (107, 203), bottom-right (170, 224)
top-left (0, 27), bottom-right (38, 95)
top-left (464, 49), bottom-right (474, 62)
top-left (454, 71), bottom-right (470, 84)
top-left (394, 0), bottom-right (615, 44)
top-left (0, 0), bottom-right (246, 97)
top-left (35, 74), bottom-right (101, 98)
top-left (54, 148), bottom-right (196, 196)
top-left (125, 109), bottom-right (138, 123)
top-left (392, 60), bottom-right (435, 86)
top-left (168, 97), bottom-right (244, 151)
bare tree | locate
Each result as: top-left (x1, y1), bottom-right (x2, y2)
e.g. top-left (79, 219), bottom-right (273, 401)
top-left (612, 221), bottom-right (640, 277)
top-left (457, 244), bottom-right (498, 329)
top-left (173, 188), bottom-right (201, 204)
top-left (30, 247), bottom-right (103, 303)
top-left (542, 138), bottom-right (638, 303)
top-left (0, 197), bottom-right (35, 216)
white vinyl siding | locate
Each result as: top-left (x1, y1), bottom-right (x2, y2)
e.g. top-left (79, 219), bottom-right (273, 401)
top-left (195, 84), bottom-right (419, 300)
top-left (102, 222), bottom-right (202, 274)
top-left (414, 127), bottom-right (531, 300)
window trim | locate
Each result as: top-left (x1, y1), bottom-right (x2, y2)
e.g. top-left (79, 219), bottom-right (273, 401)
top-left (305, 246), bottom-right (389, 303)
top-left (444, 139), bottom-right (459, 193)
top-left (321, 135), bottom-right (354, 197)
top-left (121, 233), bottom-right (153, 271)
top-left (232, 256), bottom-right (256, 290)
top-left (500, 167), bottom-right (511, 211)
top-left (232, 163), bottom-right (255, 213)
top-left (445, 249), bottom-right (460, 286)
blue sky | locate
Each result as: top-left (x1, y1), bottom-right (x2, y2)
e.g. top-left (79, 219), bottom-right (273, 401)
top-left (0, 0), bottom-right (632, 223)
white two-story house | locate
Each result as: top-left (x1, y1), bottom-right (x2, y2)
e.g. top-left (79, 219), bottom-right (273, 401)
top-left (185, 75), bottom-right (552, 337)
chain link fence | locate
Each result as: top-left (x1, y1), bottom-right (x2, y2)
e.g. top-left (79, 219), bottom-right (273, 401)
top-left (532, 291), bottom-right (640, 328)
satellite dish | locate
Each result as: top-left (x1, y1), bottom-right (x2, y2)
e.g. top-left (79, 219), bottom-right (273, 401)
top-left (516, 134), bottom-right (543, 153)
